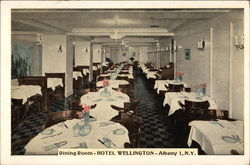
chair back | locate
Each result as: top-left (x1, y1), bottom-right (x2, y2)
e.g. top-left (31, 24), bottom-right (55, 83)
top-left (184, 100), bottom-right (210, 123)
top-left (168, 83), bottom-right (184, 92)
top-left (98, 75), bottom-right (110, 81)
top-left (184, 100), bottom-right (210, 110)
top-left (89, 82), bottom-right (97, 92)
top-left (117, 76), bottom-right (128, 81)
top-left (161, 63), bottom-right (174, 80)
top-left (120, 113), bottom-right (142, 148)
top-left (45, 110), bottom-right (77, 128)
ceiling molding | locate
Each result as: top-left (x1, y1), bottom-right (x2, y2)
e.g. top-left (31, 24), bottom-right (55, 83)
top-left (13, 19), bottom-right (68, 34)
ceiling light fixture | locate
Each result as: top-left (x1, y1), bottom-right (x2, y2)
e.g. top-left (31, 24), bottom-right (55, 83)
top-left (110, 15), bottom-right (124, 40)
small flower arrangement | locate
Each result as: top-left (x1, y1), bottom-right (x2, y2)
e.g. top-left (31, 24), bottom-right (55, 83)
top-left (176, 72), bottom-right (183, 76)
top-left (198, 82), bottom-right (207, 97)
top-left (76, 104), bottom-right (91, 125)
top-left (103, 79), bottom-right (110, 87)
top-left (176, 72), bottom-right (183, 83)
top-left (200, 82), bottom-right (207, 88)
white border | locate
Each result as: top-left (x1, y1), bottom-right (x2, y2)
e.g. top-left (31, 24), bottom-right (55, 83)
top-left (1, 1), bottom-right (249, 165)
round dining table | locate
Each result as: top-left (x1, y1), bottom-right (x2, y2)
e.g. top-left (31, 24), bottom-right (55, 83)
top-left (80, 87), bottom-right (130, 108)
top-left (25, 119), bottom-right (130, 155)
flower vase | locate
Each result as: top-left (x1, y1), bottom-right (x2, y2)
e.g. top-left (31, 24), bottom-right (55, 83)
top-left (198, 88), bottom-right (206, 97)
top-left (176, 76), bottom-right (182, 83)
top-left (84, 112), bottom-right (90, 126)
top-left (104, 86), bottom-right (108, 93)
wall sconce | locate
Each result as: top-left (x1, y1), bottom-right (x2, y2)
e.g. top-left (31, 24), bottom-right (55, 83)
top-left (58, 44), bottom-right (63, 53)
top-left (234, 35), bottom-right (244, 50)
top-left (165, 47), bottom-right (169, 52)
top-left (85, 48), bottom-right (88, 53)
top-left (97, 49), bottom-right (101, 53)
top-left (197, 40), bottom-right (205, 50)
top-left (171, 39), bottom-right (179, 52)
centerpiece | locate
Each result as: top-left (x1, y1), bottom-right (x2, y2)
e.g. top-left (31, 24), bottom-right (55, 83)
top-left (103, 79), bottom-right (110, 92)
top-left (100, 79), bottom-right (111, 97)
top-left (198, 82), bottom-right (207, 97)
top-left (176, 72), bottom-right (183, 83)
top-left (74, 104), bottom-right (92, 137)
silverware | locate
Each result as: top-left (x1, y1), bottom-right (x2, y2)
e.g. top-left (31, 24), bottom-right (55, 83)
top-left (103, 138), bottom-right (116, 147)
top-left (57, 123), bottom-right (68, 129)
top-left (62, 122), bottom-right (68, 129)
top-left (41, 132), bottom-right (63, 139)
top-left (42, 141), bottom-right (67, 151)
top-left (98, 139), bottom-right (110, 148)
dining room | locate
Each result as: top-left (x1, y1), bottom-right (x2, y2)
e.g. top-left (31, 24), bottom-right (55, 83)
top-left (4, 3), bottom-right (248, 162)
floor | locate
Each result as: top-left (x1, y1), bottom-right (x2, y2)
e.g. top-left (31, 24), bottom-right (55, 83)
top-left (11, 67), bottom-right (187, 155)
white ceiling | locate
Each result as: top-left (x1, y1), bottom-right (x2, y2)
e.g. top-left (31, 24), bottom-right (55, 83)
top-left (11, 9), bottom-right (230, 46)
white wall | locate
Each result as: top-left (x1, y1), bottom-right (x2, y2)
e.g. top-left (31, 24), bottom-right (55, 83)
top-left (230, 10), bottom-right (244, 120)
top-left (66, 37), bottom-right (74, 96)
top-left (175, 11), bottom-right (244, 120)
top-left (139, 47), bottom-right (149, 64)
top-left (110, 48), bottom-right (119, 63)
top-left (93, 44), bottom-right (102, 63)
top-left (42, 35), bottom-right (66, 74)
top-left (75, 41), bottom-right (90, 66)
top-left (175, 24), bottom-right (211, 95)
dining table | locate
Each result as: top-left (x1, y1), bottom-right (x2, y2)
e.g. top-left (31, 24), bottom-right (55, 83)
top-left (47, 78), bottom-right (63, 90)
top-left (82, 69), bottom-right (90, 75)
top-left (89, 105), bottom-right (119, 121)
top-left (73, 71), bottom-right (83, 80)
top-left (96, 80), bottom-right (129, 89)
top-left (25, 119), bottom-right (130, 155)
top-left (80, 87), bottom-right (130, 108)
top-left (163, 92), bottom-right (217, 116)
top-left (154, 80), bottom-right (188, 94)
top-left (11, 85), bottom-right (42, 104)
top-left (187, 120), bottom-right (244, 155)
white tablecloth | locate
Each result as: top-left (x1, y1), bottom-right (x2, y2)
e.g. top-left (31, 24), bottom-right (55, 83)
top-left (188, 120), bottom-right (244, 155)
top-left (25, 119), bottom-right (129, 154)
top-left (118, 74), bottom-right (134, 79)
top-left (11, 85), bottom-right (42, 104)
top-left (163, 92), bottom-right (217, 116)
top-left (82, 69), bottom-right (90, 75)
top-left (154, 80), bottom-right (188, 94)
top-left (96, 80), bottom-right (129, 89)
top-left (90, 105), bottom-right (119, 121)
top-left (146, 71), bottom-right (158, 79)
top-left (73, 72), bottom-right (83, 79)
top-left (47, 78), bottom-right (63, 90)
top-left (80, 87), bottom-right (130, 108)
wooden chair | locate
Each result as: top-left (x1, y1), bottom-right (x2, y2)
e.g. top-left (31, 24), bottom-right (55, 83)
top-left (115, 113), bottom-right (142, 148)
top-left (68, 98), bottom-right (81, 110)
top-left (117, 76), bottom-right (128, 81)
top-left (165, 83), bottom-right (184, 92)
top-left (118, 84), bottom-right (130, 96)
top-left (45, 110), bottom-right (78, 128)
top-left (111, 99), bottom-right (139, 116)
top-left (97, 75), bottom-right (110, 81)
top-left (89, 82), bottom-right (97, 92)
top-left (197, 109), bottom-right (217, 120)
top-left (161, 63), bottom-right (174, 80)
top-left (179, 100), bottom-right (210, 127)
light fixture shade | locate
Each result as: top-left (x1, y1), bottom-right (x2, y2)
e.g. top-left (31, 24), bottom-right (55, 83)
top-left (110, 29), bottom-right (123, 40)
top-left (58, 45), bottom-right (63, 53)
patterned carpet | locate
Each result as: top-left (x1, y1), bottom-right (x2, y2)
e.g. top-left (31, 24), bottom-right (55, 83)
top-left (134, 68), bottom-right (178, 148)
top-left (11, 67), bottom-right (186, 155)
